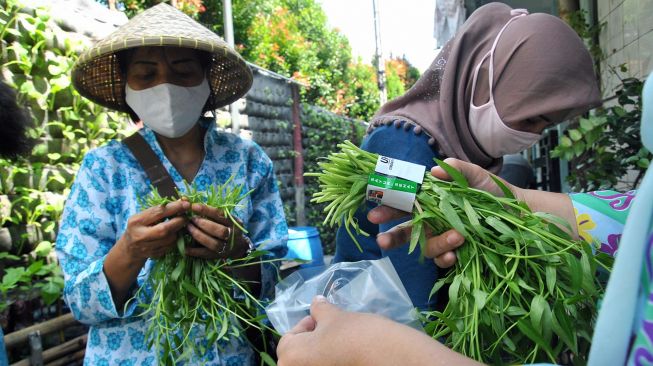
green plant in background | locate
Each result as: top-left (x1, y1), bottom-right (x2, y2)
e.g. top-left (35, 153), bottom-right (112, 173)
top-left (1, 0), bottom-right (131, 313)
top-left (552, 70), bottom-right (649, 191)
top-left (0, 241), bottom-right (64, 313)
top-left (566, 9), bottom-right (604, 71)
top-left (135, 181), bottom-right (276, 365)
top-left (309, 141), bottom-right (612, 364)
top-left (301, 107), bottom-right (366, 254)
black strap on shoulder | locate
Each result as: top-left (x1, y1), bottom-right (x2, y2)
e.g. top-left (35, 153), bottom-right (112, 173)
top-left (123, 133), bottom-right (179, 199)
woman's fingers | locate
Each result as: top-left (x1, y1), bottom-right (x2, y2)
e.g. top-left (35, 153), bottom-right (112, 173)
top-left (187, 222), bottom-right (225, 253)
top-left (424, 229), bottom-right (464, 268)
top-left (185, 246), bottom-right (221, 259)
top-left (367, 205), bottom-right (410, 224)
top-left (138, 199), bottom-right (190, 226)
top-left (286, 315), bottom-right (317, 335)
top-left (434, 251), bottom-right (458, 268)
top-left (376, 223), bottom-right (412, 250)
top-left (190, 203), bottom-right (231, 225)
top-left (191, 217), bottom-right (231, 241)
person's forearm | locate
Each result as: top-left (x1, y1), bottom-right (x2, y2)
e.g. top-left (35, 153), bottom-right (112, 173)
top-left (103, 237), bottom-right (146, 310)
top-left (357, 318), bottom-right (484, 366)
top-left (514, 188), bottom-right (578, 238)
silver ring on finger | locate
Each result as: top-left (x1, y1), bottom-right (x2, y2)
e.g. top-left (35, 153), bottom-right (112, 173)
top-left (217, 242), bottom-right (228, 254)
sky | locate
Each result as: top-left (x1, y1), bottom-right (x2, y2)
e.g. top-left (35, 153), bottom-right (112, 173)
top-left (319, 0), bottom-right (438, 73)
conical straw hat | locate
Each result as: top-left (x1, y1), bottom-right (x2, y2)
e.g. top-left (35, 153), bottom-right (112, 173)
top-left (71, 3), bottom-right (252, 113)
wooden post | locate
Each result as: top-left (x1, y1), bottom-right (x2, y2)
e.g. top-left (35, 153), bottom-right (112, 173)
top-left (291, 84), bottom-right (306, 226)
top-left (558, 0), bottom-right (580, 23)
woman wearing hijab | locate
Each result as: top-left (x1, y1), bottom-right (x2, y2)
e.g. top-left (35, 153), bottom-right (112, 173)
top-left (55, 4), bottom-right (287, 364)
top-left (333, 2), bottom-right (601, 311)
top-left (277, 75), bottom-right (653, 366)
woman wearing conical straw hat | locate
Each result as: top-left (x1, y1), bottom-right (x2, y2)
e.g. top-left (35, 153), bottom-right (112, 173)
top-left (56, 3), bottom-right (288, 364)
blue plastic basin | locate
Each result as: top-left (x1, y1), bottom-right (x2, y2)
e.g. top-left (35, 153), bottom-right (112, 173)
top-left (286, 226), bottom-right (324, 268)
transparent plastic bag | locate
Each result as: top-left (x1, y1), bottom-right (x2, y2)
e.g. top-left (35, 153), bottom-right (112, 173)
top-left (265, 257), bottom-right (422, 334)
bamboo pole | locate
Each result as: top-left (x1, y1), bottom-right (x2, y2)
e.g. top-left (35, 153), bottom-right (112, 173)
top-left (4, 313), bottom-right (76, 349)
top-left (44, 349), bottom-right (84, 366)
top-left (11, 334), bottom-right (86, 366)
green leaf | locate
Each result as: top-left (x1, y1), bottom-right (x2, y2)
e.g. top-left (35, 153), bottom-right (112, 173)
top-left (572, 140), bottom-right (586, 156)
top-left (462, 198), bottom-right (483, 235)
top-left (439, 199), bottom-right (467, 236)
top-left (434, 159), bottom-right (468, 188)
top-left (489, 175), bottom-right (514, 199)
top-left (545, 266), bottom-right (556, 296)
top-left (552, 303), bottom-right (578, 353)
top-left (568, 129), bottom-right (583, 142)
top-left (517, 318), bottom-right (554, 356)
top-left (429, 278), bottom-right (449, 299)
top-left (0, 253), bottom-right (20, 261)
top-left (181, 280), bottom-right (202, 298)
top-left (533, 212), bottom-right (574, 235)
top-left (507, 281), bottom-right (522, 295)
top-left (560, 136), bottom-right (573, 147)
top-left (449, 275), bottom-right (463, 304)
top-left (260, 352), bottom-right (277, 366)
top-left (472, 289), bottom-right (487, 310)
top-left (2, 267), bottom-right (26, 288)
top-left (505, 306), bottom-right (527, 316)
top-left (34, 241), bottom-right (53, 257)
top-left (171, 262), bottom-right (184, 282)
top-left (40, 280), bottom-right (62, 305)
top-left (579, 118), bottom-right (594, 132)
top-left (26, 261), bottom-right (44, 275)
top-left (502, 336), bottom-right (517, 352)
top-left (485, 216), bottom-right (514, 238)
top-left (567, 255), bottom-right (583, 292)
top-left (409, 219), bottom-right (422, 254)
top-left (483, 251), bottom-right (504, 277)
top-left (530, 294), bottom-right (546, 330)
top-left (517, 278), bottom-right (536, 291)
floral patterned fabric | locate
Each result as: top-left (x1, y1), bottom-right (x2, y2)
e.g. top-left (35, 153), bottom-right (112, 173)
top-left (55, 122), bottom-right (288, 365)
top-left (533, 190), bottom-right (653, 365)
top-left (571, 190), bottom-right (634, 256)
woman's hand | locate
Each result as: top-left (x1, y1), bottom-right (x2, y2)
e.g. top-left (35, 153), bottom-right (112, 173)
top-left (368, 158), bottom-right (518, 268)
top-left (186, 203), bottom-right (249, 259)
top-left (106, 199), bottom-right (190, 307)
top-left (277, 296), bottom-right (483, 366)
top-left (118, 199), bottom-right (190, 260)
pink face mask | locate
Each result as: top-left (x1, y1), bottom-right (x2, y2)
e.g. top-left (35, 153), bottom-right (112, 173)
top-left (468, 9), bottom-right (541, 158)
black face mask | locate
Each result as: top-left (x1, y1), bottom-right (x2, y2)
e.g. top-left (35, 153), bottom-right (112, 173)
top-left (0, 81), bottom-right (33, 159)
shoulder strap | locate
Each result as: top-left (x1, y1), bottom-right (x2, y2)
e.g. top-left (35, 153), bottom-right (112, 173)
top-left (123, 133), bottom-right (179, 199)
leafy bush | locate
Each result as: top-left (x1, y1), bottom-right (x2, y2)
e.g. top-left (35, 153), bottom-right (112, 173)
top-left (1, 0), bottom-right (130, 312)
top-left (552, 71), bottom-right (649, 191)
top-left (301, 105), bottom-right (365, 253)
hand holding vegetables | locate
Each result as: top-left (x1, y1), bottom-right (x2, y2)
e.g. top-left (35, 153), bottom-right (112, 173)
top-left (123, 182), bottom-right (271, 364)
top-left (117, 199), bottom-right (191, 261)
top-left (277, 296), bottom-right (483, 366)
top-left (186, 202), bottom-right (249, 259)
top-left (308, 141), bottom-right (612, 364)
top-left (368, 157), bottom-right (579, 269)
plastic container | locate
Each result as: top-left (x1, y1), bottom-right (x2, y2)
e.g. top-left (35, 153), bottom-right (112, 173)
top-left (286, 226), bottom-right (324, 268)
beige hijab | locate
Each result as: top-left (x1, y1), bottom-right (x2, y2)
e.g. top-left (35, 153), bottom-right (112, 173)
top-left (372, 3), bottom-right (600, 172)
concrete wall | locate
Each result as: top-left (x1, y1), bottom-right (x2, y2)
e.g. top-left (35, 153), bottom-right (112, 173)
top-left (598, 0), bottom-right (653, 96)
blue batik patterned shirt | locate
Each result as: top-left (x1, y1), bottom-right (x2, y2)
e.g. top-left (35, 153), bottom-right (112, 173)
top-left (55, 122), bottom-right (288, 365)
